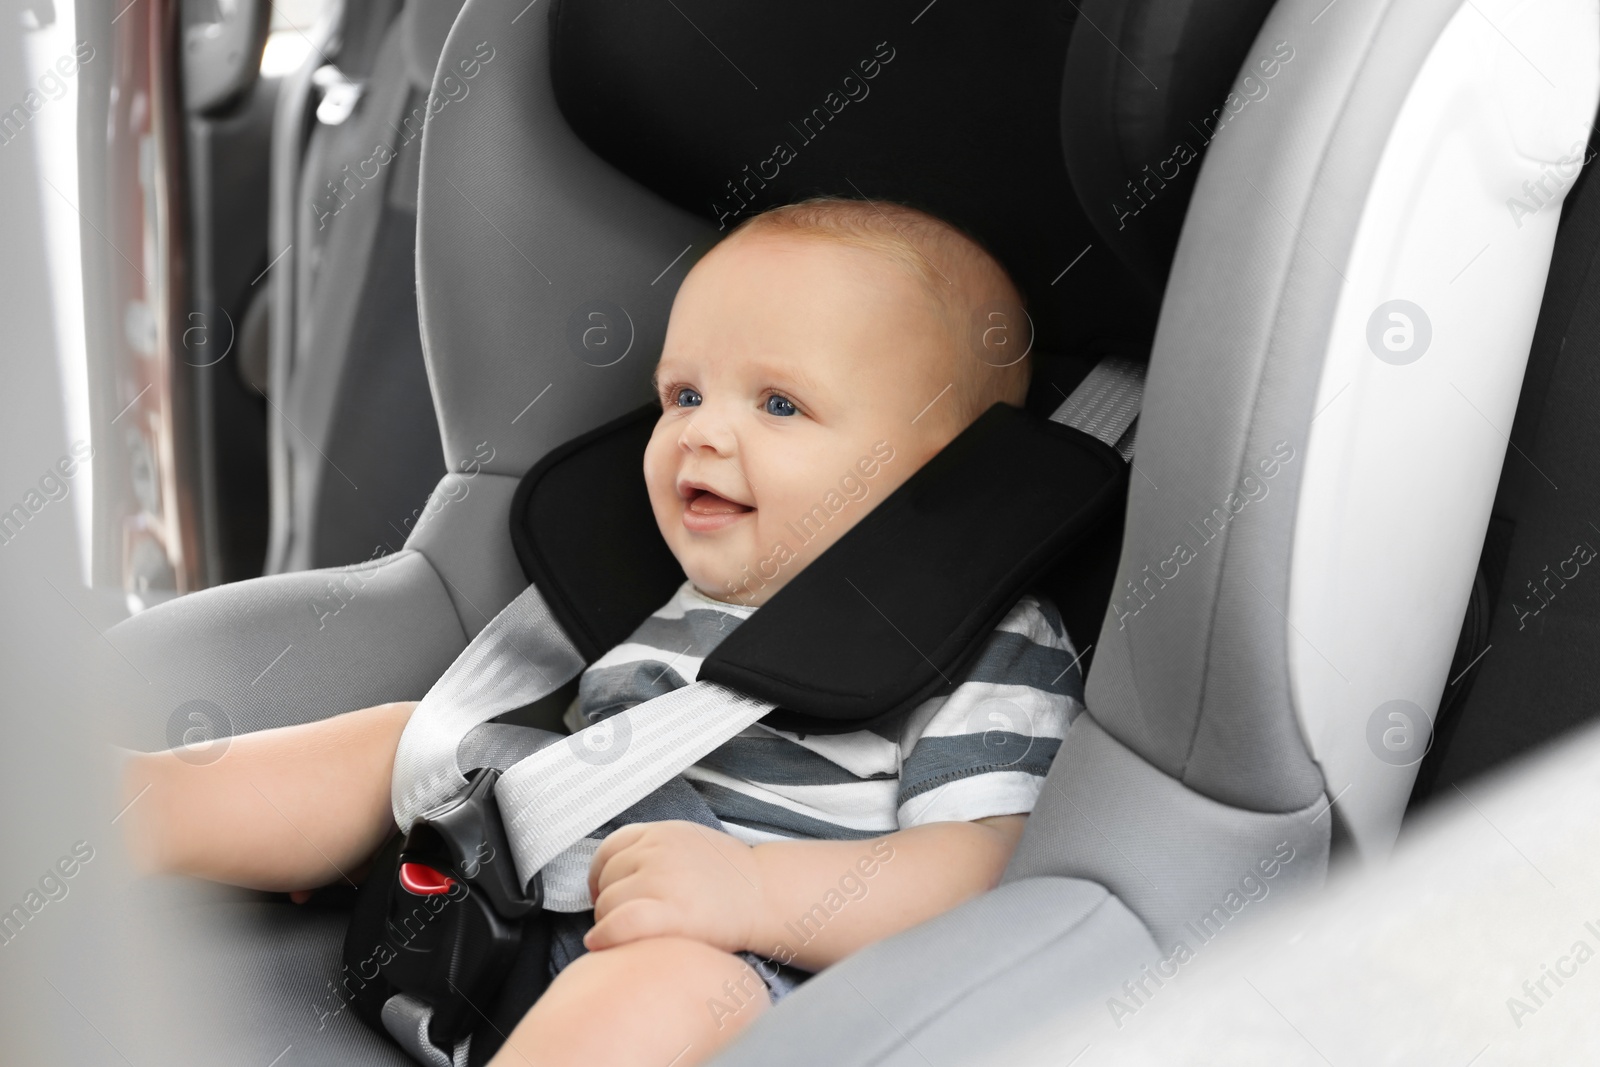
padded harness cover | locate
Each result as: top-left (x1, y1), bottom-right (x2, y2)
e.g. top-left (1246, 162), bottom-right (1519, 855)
top-left (511, 404), bottom-right (684, 663)
top-left (512, 402), bottom-right (1126, 734)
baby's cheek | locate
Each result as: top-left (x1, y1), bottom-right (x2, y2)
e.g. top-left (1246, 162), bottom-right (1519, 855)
top-left (641, 433), bottom-right (668, 482)
top-left (641, 442), bottom-right (678, 516)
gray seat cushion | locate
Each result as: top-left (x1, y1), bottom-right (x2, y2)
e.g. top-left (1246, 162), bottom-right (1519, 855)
top-left (710, 877), bottom-right (1161, 1067)
top-left (189, 894), bottom-right (414, 1067)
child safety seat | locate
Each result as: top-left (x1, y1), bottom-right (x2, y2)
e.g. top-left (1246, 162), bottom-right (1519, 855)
top-left (106, 0), bottom-right (1596, 1064)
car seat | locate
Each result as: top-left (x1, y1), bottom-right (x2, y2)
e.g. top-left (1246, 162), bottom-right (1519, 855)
top-left (263, 0), bottom-right (466, 574)
top-left (106, 0), bottom-right (1598, 1063)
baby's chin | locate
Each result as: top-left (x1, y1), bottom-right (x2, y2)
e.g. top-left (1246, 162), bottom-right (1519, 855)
top-left (685, 563), bottom-right (756, 605)
top-left (690, 581), bottom-right (760, 607)
top-left (681, 553), bottom-right (787, 608)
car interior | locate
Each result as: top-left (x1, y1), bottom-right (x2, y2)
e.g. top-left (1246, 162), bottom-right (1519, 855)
top-left (8, 0), bottom-right (1600, 1062)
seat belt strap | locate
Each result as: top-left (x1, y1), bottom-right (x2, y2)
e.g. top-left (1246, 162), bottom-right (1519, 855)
top-left (384, 580), bottom-right (769, 910)
top-left (1051, 354), bottom-right (1143, 460)
top-left (495, 680), bottom-right (775, 904)
top-left (381, 994), bottom-right (470, 1067)
top-left (390, 583), bottom-right (585, 831)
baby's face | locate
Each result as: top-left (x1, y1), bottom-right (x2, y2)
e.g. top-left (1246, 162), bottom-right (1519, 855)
top-left (644, 233), bottom-right (963, 606)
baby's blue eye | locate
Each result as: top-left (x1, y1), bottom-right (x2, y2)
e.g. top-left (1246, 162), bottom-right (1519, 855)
top-left (765, 394), bottom-right (797, 417)
top-left (674, 387), bottom-right (702, 408)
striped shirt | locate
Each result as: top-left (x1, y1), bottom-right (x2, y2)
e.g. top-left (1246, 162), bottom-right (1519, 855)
top-left (563, 580), bottom-right (1083, 845)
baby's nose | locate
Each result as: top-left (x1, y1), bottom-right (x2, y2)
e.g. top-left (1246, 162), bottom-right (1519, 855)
top-left (677, 416), bottom-right (735, 455)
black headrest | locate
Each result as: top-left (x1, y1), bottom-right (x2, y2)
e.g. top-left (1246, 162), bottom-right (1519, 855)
top-left (546, 0), bottom-right (1279, 352)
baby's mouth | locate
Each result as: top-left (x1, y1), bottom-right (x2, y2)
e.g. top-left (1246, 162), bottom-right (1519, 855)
top-left (685, 488), bottom-right (753, 515)
top-left (682, 487), bottom-right (753, 530)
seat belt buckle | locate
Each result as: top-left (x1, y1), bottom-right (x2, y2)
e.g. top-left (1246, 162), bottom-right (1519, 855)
top-left (375, 767), bottom-right (541, 1052)
top-left (405, 766), bottom-right (541, 919)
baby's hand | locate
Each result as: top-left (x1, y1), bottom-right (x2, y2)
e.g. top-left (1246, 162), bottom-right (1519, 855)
top-left (585, 821), bottom-right (768, 954)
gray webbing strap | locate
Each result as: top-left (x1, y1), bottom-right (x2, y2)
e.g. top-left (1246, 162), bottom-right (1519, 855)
top-left (497, 681), bottom-right (775, 908)
top-left (1050, 354), bottom-right (1143, 460)
top-left (387, 580), bottom-right (773, 910)
top-left (381, 994), bottom-right (470, 1067)
top-left (537, 839), bottom-right (602, 911)
top-left (390, 583), bottom-right (585, 831)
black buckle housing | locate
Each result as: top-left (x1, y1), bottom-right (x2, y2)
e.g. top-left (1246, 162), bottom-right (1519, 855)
top-left (343, 768), bottom-right (542, 1053)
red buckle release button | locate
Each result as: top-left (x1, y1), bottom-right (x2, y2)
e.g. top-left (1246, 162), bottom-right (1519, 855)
top-left (398, 862), bottom-right (457, 896)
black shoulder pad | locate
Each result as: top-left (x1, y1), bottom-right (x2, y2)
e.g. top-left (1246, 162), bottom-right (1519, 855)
top-left (701, 402), bottom-right (1126, 734)
top-left (510, 405), bottom-right (683, 662)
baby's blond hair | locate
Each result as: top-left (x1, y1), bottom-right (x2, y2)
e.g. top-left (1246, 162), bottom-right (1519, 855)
top-left (724, 197), bottom-right (1031, 429)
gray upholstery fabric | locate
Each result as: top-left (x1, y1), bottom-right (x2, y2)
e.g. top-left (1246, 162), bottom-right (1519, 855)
top-left (109, 550), bottom-right (464, 749)
top-left (1084, 0), bottom-right (1467, 813)
top-left (711, 878), bottom-right (1161, 1067)
top-left (403, 0), bottom-right (465, 89)
top-left (416, 0), bottom-right (719, 476)
top-left (265, 4), bottom-right (339, 574)
top-left (185, 893), bottom-right (414, 1067)
top-left (1002, 715), bottom-right (1328, 950)
top-left (402, 471), bottom-right (530, 639)
top-left (973, 719), bottom-right (1600, 1065)
top-left (278, 18), bottom-right (430, 573)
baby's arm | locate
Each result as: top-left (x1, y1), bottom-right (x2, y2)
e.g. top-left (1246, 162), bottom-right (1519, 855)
top-left (120, 701), bottom-right (415, 893)
top-left (584, 814), bottom-right (1026, 971)
top-left (746, 814), bottom-right (1025, 970)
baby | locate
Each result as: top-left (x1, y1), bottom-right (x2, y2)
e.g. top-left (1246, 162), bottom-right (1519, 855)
top-left (121, 197), bottom-right (1083, 1067)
